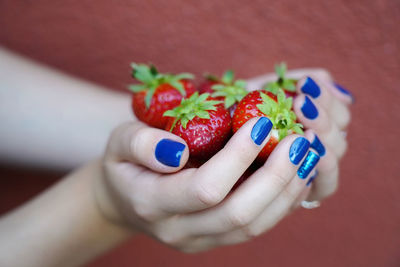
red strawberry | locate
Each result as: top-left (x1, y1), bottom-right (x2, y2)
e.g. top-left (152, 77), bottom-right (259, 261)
top-left (129, 63), bottom-right (196, 129)
top-left (263, 62), bottom-right (297, 98)
top-left (199, 70), bottom-right (248, 115)
top-left (232, 89), bottom-right (303, 162)
top-left (198, 75), bottom-right (219, 94)
top-left (164, 92), bottom-right (232, 159)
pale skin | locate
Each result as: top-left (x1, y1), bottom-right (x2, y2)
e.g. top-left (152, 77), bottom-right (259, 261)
top-left (0, 47), bottom-right (352, 266)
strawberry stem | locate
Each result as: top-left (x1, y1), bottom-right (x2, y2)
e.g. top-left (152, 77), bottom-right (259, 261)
top-left (163, 92), bottom-right (222, 130)
top-left (263, 62), bottom-right (297, 94)
top-left (128, 63), bottom-right (195, 109)
top-left (256, 89), bottom-right (303, 140)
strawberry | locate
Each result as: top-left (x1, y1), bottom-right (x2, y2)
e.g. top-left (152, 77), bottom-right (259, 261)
top-left (263, 62), bottom-right (297, 98)
top-left (128, 63), bottom-right (196, 129)
top-left (198, 74), bottom-right (220, 94)
top-left (164, 92), bottom-right (232, 159)
top-left (199, 70), bottom-right (248, 115)
top-left (232, 89), bottom-right (303, 162)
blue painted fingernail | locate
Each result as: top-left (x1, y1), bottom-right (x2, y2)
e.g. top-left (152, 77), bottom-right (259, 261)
top-left (297, 151), bottom-right (320, 179)
top-left (334, 83), bottom-right (354, 103)
top-left (311, 135), bottom-right (326, 156)
top-left (289, 137), bottom-right (310, 165)
top-left (306, 170), bottom-right (318, 186)
top-left (155, 139), bottom-right (185, 167)
top-left (251, 117), bottom-right (273, 145)
top-left (301, 96), bottom-right (319, 120)
top-left (301, 77), bottom-right (321, 98)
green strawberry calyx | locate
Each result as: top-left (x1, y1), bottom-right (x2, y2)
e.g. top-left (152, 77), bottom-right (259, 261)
top-left (256, 89), bottom-right (304, 140)
top-left (210, 70), bottom-right (248, 109)
top-left (263, 62), bottom-right (297, 94)
top-left (128, 63), bottom-right (194, 108)
top-left (163, 92), bottom-right (222, 131)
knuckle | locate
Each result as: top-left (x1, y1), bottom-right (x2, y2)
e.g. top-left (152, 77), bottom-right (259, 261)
top-left (157, 231), bottom-right (182, 247)
top-left (281, 187), bottom-right (298, 203)
top-left (226, 210), bottom-right (253, 228)
top-left (193, 183), bottom-right (225, 207)
top-left (340, 109), bottom-right (351, 129)
top-left (333, 138), bottom-right (347, 159)
top-left (129, 127), bottom-right (148, 157)
top-left (110, 122), bottom-right (130, 138)
top-left (242, 225), bottom-right (262, 239)
top-left (311, 69), bottom-right (332, 81)
top-left (269, 171), bottom-right (292, 191)
top-left (133, 203), bottom-right (159, 222)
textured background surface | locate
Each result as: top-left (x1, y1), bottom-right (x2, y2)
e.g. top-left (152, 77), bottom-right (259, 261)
top-left (1, 0), bottom-right (400, 266)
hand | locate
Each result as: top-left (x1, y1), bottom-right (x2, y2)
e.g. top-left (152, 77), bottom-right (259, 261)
top-left (247, 68), bottom-right (353, 203)
top-left (95, 118), bottom-right (320, 253)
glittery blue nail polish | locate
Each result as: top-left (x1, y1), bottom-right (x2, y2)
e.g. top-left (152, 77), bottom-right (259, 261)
top-left (155, 139), bottom-right (185, 167)
top-left (306, 170), bottom-right (318, 186)
top-left (334, 83), bottom-right (354, 103)
top-left (301, 96), bottom-right (319, 120)
top-left (251, 117), bottom-right (273, 145)
top-left (311, 135), bottom-right (326, 156)
top-left (297, 151), bottom-right (320, 179)
top-left (301, 77), bottom-right (321, 98)
top-left (289, 137), bottom-right (310, 165)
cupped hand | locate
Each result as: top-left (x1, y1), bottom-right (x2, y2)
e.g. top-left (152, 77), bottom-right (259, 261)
top-left (95, 118), bottom-right (319, 253)
top-left (247, 68), bottom-right (353, 203)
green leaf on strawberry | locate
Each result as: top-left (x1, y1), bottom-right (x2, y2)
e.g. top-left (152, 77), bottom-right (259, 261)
top-left (129, 63), bottom-right (194, 108)
top-left (163, 92), bottom-right (222, 130)
top-left (264, 62), bottom-right (297, 94)
top-left (210, 70), bottom-right (248, 109)
top-left (257, 89), bottom-right (304, 140)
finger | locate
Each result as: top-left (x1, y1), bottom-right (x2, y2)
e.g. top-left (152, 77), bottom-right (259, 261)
top-left (304, 130), bottom-right (340, 201)
top-left (292, 130), bottom-right (339, 201)
top-left (294, 94), bottom-right (347, 158)
top-left (106, 121), bottom-right (189, 173)
top-left (246, 68), bottom-right (333, 91)
top-left (154, 117), bottom-right (274, 214)
top-left (176, 139), bottom-right (321, 249)
top-left (173, 135), bottom-right (320, 236)
top-left (296, 76), bottom-right (351, 130)
top-left (215, 145), bottom-right (320, 242)
top-left (306, 148), bottom-right (339, 201)
top-left (329, 82), bottom-right (354, 105)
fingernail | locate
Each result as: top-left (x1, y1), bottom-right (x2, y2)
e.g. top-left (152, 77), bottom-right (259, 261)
top-left (310, 134), bottom-right (326, 156)
top-left (334, 83), bottom-right (354, 103)
top-left (301, 96), bottom-right (319, 120)
top-left (297, 151), bottom-right (320, 179)
top-left (251, 117), bottom-right (273, 145)
top-left (289, 137), bottom-right (310, 165)
top-left (155, 139), bottom-right (185, 167)
top-left (301, 77), bottom-right (321, 98)
top-left (306, 170), bottom-right (318, 186)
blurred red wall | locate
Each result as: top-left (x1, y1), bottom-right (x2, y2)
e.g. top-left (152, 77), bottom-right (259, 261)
top-left (1, 1), bottom-right (400, 266)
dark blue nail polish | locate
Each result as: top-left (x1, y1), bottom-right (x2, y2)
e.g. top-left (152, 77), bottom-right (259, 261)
top-left (289, 137), bottom-right (310, 165)
top-left (334, 83), bottom-right (354, 103)
top-left (155, 139), bottom-right (185, 167)
top-left (251, 117), bottom-right (273, 145)
top-left (301, 96), bottom-right (319, 120)
top-left (301, 77), bottom-right (321, 98)
top-left (297, 151), bottom-right (320, 179)
top-left (306, 170), bottom-right (318, 186)
top-left (311, 135), bottom-right (326, 156)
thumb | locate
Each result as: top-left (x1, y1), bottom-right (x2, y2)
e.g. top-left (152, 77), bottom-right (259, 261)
top-left (106, 121), bottom-right (189, 173)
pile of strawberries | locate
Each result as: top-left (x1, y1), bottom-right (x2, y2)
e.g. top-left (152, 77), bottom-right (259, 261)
top-left (129, 63), bottom-right (303, 164)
